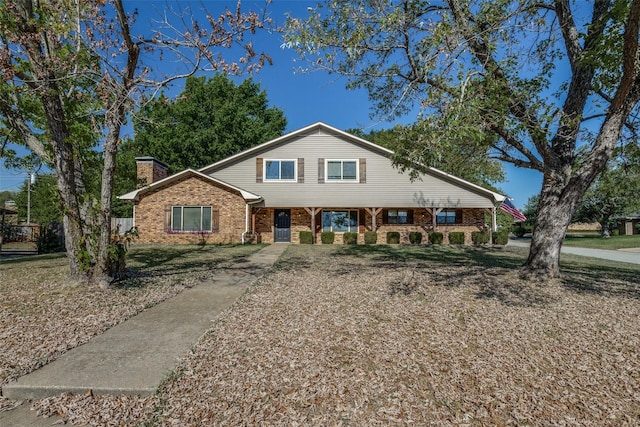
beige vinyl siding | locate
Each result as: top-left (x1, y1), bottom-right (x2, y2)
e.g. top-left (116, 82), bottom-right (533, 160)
top-left (209, 130), bottom-right (495, 208)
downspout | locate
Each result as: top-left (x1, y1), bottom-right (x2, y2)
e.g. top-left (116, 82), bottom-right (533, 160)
top-left (242, 203), bottom-right (249, 244)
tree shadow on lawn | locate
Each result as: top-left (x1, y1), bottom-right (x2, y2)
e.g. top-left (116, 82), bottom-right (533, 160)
top-left (336, 244), bottom-right (523, 270)
top-left (558, 257), bottom-right (640, 300)
top-left (121, 244), bottom-right (264, 286)
top-left (336, 245), bottom-right (640, 305)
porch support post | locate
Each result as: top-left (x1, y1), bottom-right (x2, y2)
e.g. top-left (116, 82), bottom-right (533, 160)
top-left (251, 211), bottom-right (256, 233)
top-left (432, 207), bottom-right (443, 231)
top-left (304, 207), bottom-right (322, 243)
top-left (365, 208), bottom-right (382, 231)
top-left (484, 207), bottom-right (496, 243)
top-left (492, 206), bottom-right (497, 232)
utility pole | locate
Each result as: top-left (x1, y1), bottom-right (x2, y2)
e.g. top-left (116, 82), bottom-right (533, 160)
top-left (27, 172), bottom-right (31, 225)
top-left (27, 171), bottom-right (35, 225)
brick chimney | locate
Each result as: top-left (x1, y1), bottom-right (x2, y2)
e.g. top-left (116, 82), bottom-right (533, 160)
top-left (135, 157), bottom-right (169, 188)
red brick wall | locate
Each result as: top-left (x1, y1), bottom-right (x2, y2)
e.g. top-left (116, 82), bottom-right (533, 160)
top-left (372, 208), bottom-right (486, 244)
top-left (136, 160), bottom-right (168, 188)
top-left (134, 175), bottom-right (247, 244)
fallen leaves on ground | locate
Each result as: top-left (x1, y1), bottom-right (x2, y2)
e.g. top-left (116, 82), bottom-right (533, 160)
top-left (31, 245), bottom-right (640, 426)
top-left (0, 244), bottom-right (260, 415)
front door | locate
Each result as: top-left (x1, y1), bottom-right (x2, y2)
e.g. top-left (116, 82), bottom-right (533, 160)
top-left (274, 209), bottom-right (291, 243)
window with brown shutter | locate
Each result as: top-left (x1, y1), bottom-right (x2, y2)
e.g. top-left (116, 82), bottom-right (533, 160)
top-left (256, 158), bottom-right (263, 183)
top-left (384, 209), bottom-right (413, 224)
top-left (359, 158), bottom-right (366, 183)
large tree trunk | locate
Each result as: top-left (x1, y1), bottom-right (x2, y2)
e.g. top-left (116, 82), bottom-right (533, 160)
top-left (523, 88), bottom-right (637, 278)
top-left (523, 172), bottom-right (580, 278)
top-left (39, 93), bottom-right (90, 283)
top-left (91, 124), bottom-right (121, 287)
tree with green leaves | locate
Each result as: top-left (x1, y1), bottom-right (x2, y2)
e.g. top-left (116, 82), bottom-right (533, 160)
top-left (0, 0), bottom-right (274, 286)
top-left (573, 145), bottom-right (640, 236)
top-left (351, 123), bottom-right (505, 190)
top-left (286, 0), bottom-right (640, 278)
top-left (13, 174), bottom-right (61, 226)
top-left (124, 74), bottom-right (287, 174)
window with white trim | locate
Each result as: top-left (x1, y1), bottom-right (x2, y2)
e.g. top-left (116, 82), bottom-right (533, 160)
top-left (326, 159), bottom-right (358, 182)
top-left (171, 206), bottom-right (214, 232)
top-left (322, 210), bottom-right (359, 233)
top-left (264, 159), bottom-right (297, 182)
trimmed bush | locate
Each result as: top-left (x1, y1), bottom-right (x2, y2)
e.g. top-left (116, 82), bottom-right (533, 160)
top-left (471, 231), bottom-right (489, 244)
top-left (493, 229), bottom-right (509, 245)
top-left (386, 231), bottom-right (400, 244)
top-left (512, 225), bottom-right (526, 238)
top-left (321, 231), bottom-right (335, 244)
top-left (343, 232), bottom-right (358, 245)
top-left (428, 232), bottom-right (443, 244)
top-left (37, 223), bottom-right (65, 254)
top-left (409, 231), bottom-right (423, 245)
top-left (449, 232), bottom-right (465, 245)
top-left (299, 231), bottom-right (313, 244)
top-left (364, 231), bottom-right (377, 244)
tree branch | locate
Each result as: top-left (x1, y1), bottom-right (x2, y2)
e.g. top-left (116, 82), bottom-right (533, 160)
top-left (447, 0), bottom-right (552, 163)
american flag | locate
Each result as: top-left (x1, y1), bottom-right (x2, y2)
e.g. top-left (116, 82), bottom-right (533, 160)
top-left (499, 198), bottom-right (527, 222)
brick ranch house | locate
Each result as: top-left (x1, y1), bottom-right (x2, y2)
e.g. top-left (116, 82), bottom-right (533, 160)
top-left (119, 122), bottom-right (506, 244)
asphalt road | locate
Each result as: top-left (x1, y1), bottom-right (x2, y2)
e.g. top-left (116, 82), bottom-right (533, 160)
top-left (508, 239), bottom-right (640, 265)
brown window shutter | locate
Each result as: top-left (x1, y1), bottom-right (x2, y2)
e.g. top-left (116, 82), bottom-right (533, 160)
top-left (359, 209), bottom-right (366, 233)
top-left (407, 209), bottom-right (414, 224)
top-left (212, 208), bottom-right (220, 231)
top-left (164, 206), bottom-right (172, 231)
top-left (455, 209), bottom-right (463, 224)
top-left (318, 158), bottom-right (324, 183)
top-left (382, 209), bottom-right (388, 225)
top-left (359, 158), bottom-right (366, 183)
top-left (256, 158), bottom-right (263, 183)
top-left (298, 158), bottom-right (304, 183)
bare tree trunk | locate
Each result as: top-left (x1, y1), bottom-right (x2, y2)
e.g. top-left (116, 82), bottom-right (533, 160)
top-left (39, 93), bottom-right (89, 282)
top-left (91, 124), bottom-right (120, 287)
top-left (523, 174), bottom-right (577, 278)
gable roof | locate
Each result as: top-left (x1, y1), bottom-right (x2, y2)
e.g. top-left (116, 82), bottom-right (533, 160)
top-left (199, 121), bottom-right (505, 204)
top-left (118, 168), bottom-right (262, 202)
top-left (199, 121), bottom-right (394, 174)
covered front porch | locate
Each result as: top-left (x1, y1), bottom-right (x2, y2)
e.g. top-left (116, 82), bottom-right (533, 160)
top-left (249, 207), bottom-right (497, 244)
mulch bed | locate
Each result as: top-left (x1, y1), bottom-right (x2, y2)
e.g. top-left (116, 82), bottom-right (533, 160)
top-left (28, 245), bottom-right (640, 425)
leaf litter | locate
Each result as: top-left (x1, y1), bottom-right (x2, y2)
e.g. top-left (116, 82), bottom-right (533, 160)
top-left (6, 245), bottom-right (640, 425)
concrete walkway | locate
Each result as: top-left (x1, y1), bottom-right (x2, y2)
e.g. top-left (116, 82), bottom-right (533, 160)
top-left (508, 239), bottom-right (640, 265)
top-left (1, 243), bottom-right (288, 426)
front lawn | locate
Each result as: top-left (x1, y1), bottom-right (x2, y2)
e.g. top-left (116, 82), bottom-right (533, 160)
top-left (563, 233), bottom-right (640, 250)
top-left (0, 243), bottom-right (263, 412)
top-left (31, 244), bottom-right (640, 425)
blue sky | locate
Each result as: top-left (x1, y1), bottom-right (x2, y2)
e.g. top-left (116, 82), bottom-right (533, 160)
top-left (0, 0), bottom-right (543, 208)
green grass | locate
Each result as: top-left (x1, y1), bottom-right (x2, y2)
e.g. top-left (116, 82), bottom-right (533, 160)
top-left (563, 234), bottom-right (640, 250)
top-left (0, 241), bottom-right (37, 250)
